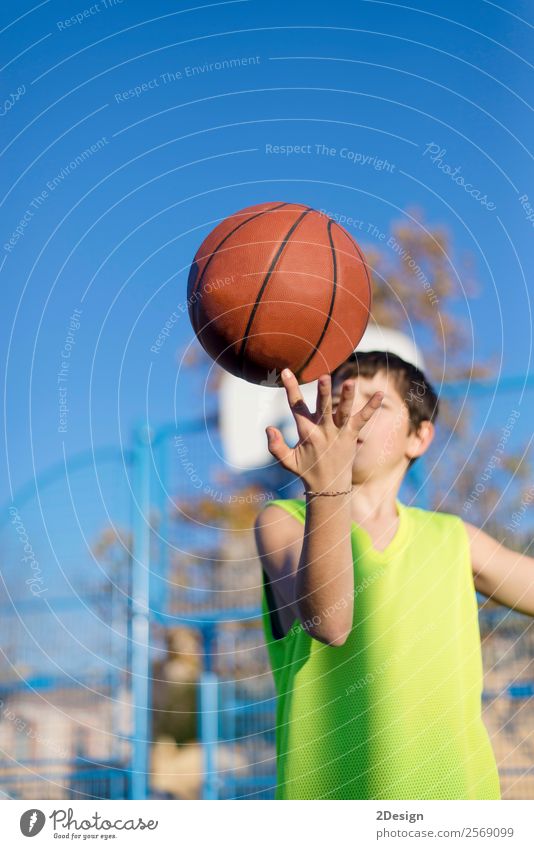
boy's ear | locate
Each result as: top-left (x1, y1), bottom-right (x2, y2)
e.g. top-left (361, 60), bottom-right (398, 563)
top-left (407, 420), bottom-right (435, 463)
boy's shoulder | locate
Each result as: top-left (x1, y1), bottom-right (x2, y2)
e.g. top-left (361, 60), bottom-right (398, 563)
top-left (256, 498), bottom-right (307, 537)
top-left (260, 497), bottom-right (306, 515)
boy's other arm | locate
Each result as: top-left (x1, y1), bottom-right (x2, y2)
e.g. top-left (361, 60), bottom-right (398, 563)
top-left (463, 520), bottom-right (534, 616)
top-left (254, 500), bottom-right (354, 646)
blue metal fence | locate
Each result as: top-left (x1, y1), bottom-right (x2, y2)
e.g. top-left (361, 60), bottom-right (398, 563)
top-left (0, 449), bottom-right (135, 800)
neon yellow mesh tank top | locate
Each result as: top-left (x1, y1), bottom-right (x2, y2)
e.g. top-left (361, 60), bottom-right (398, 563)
top-left (260, 497), bottom-right (501, 800)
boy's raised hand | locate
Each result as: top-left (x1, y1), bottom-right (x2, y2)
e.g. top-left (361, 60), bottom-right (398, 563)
top-left (265, 369), bottom-right (383, 491)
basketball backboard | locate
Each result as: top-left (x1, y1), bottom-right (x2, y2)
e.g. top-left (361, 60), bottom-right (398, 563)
top-left (219, 324), bottom-right (426, 471)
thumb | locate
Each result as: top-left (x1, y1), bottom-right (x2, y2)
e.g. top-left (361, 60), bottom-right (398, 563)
top-left (265, 427), bottom-right (294, 469)
top-left (265, 425), bottom-right (281, 447)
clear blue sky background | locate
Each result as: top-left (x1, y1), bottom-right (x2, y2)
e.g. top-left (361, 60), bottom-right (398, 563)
top-left (2, 0), bottom-right (533, 503)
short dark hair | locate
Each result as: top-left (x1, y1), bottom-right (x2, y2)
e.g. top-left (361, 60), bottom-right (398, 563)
top-left (331, 350), bottom-right (439, 470)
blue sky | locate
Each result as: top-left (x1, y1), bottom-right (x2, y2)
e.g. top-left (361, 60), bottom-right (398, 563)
top-left (2, 0), bottom-right (533, 502)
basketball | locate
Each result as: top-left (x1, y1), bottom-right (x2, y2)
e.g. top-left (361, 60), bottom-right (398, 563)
top-left (187, 201), bottom-right (371, 385)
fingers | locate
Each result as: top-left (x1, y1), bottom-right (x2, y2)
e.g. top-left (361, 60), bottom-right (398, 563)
top-left (315, 373), bottom-right (333, 424)
top-left (265, 426), bottom-right (297, 473)
top-left (332, 379), bottom-right (356, 428)
top-left (346, 391), bottom-right (384, 434)
top-left (281, 368), bottom-right (309, 412)
top-left (280, 368), bottom-right (314, 440)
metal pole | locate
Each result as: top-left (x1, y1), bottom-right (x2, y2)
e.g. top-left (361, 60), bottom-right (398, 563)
top-left (200, 624), bottom-right (219, 799)
top-left (130, 424), bottom-right (152, 800)
top-left (152, 437), bottom-right (169, 616)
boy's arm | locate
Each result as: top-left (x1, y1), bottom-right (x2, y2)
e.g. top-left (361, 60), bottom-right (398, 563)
top-left (254, 499), bottom-right (355, 646)
top-left (256, 368), bottom-right (383, 645)
top-left (463, 520), bottom-right (534, 616)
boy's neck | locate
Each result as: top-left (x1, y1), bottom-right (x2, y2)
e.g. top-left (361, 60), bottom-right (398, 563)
top-left (349, 476), bottom-right (403, 523)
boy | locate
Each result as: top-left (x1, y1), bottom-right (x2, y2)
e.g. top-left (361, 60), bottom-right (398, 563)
top-left (254, 350), bottom-right (534, 800)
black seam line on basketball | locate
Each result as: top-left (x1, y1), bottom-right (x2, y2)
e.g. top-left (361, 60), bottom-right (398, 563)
top-left (190, 202), bottom-right (294, 334)
top-left (236, 207), bottom-right (314, 368)
top-left (190, 201), bottom-right (290, 302)
top-left (331, 219), bottom-right (372, 343)
top-left (333, 219), bottom-right (372, 300)
top-left (294, 218), bottom-right (338, 383)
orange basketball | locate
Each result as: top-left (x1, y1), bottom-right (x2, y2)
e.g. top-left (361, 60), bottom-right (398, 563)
top-left (187, 201), bottom-right (371, 386)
